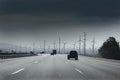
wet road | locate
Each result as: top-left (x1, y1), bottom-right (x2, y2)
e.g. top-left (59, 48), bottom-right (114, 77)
top-left (0, 54), bottom-right (120, 80)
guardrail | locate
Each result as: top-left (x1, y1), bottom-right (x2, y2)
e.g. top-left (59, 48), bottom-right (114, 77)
top-left (0, 53), bottom-right (38, 59)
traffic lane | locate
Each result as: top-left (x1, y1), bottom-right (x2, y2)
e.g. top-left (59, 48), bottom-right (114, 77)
top-left (0, 54), bottom-right (49, 70)
top-left (1, 54), bottom-right (120, 80)
top-left (60, 54), bottom-right (120, 80)
top-left (0, 54), bottom-right (49, 80)
top-left (3, 54), bottom-right (86, 80)
top-left (77, 55), bottom-right (120, 76)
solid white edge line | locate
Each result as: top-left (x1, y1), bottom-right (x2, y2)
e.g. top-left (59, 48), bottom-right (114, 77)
top-left (75, 68), bottom-right (83, 74)
top-left (12, 68), bottom-right (24, 75)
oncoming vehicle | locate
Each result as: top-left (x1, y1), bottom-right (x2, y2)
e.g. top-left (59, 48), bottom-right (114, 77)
top-left (67, 50), bottom-right (78, 60)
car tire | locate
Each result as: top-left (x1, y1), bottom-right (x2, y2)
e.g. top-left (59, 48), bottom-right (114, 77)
top-left (67, 56), bottom-right (70, 60)
top-left (75, 57), bottom-right (78, 60)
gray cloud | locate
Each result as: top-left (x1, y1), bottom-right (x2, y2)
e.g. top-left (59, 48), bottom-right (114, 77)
top-left (0, 0), bottom-right (120, 50)
top-left (0, 0), bottom-right (119, 18)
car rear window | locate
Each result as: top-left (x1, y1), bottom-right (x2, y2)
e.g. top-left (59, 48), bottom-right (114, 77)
top-left (70, 51), bottom-right (77, 54)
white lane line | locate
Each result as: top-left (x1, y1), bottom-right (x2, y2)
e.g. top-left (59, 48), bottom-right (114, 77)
top-left (75, 68), bottom-right (83, 74)
top-left (12, 68), bottom-right (24, 75)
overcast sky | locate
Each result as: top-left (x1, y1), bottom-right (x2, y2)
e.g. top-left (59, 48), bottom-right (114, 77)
top-left (0, 0), bottom-right (120, 51)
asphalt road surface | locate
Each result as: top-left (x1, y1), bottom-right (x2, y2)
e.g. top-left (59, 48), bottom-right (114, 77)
top-left (0, 54), bottom-right (120, 80)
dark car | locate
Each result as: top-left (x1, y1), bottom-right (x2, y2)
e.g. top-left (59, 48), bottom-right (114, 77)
top-left (53, 49), bottom-right (57, 55)
top-left (40, 51), bottom-right (45, 54)
top-left (50, 49), bottom-right (57, 55)
top-left (67, 50), bottom-right (78, 60)
top-left (51, 53), bottom-right (54, 55)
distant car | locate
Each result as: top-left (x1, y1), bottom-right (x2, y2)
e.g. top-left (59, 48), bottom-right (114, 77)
top-left (67, 50), bottom-right (78, 60)
top-left (53, 49), bottom-right (57, 55)
top-left (40, 51), bottom-right (45, 54)
top-left (51, 53), bottom-right (54, 55)
top-left (50, 49), bottom-right (57, 55)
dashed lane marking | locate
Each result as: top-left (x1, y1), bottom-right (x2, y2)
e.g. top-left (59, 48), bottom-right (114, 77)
top-left (74, 68), bottom-right (83, 74)
top-left (12, 68), bottom-right (24, 75)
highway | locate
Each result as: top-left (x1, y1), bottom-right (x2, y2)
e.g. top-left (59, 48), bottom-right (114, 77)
top-left (0, 54), bottom-right (120, 80)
